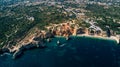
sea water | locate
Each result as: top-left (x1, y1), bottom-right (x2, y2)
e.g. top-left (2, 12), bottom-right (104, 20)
top-left (0, 36), bottom-right (119, 67)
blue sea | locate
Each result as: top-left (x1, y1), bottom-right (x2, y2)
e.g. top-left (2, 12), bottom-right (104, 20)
top-left (0, 36), bottom-right (119, 67)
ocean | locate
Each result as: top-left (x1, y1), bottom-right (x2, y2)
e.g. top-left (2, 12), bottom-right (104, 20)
top-left (0, 36), bottom-right (119, 67)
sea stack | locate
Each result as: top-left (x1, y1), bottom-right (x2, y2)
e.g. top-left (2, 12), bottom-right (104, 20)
top-left (66, 37), bottom-right (69, 40)
top-left (57, 40), bottom-right (60, 45)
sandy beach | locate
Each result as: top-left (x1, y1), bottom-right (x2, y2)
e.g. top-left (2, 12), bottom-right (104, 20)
top-left (77, 34), bottom-right (119, 44)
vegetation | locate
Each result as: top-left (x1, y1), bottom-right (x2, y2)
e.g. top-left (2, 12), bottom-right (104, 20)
top-left (0, 2), bottom-right (120, 48)
top-left (85, 4), bottom-right (120, 33)
top-left (0, 4), bottom-right (70, 48)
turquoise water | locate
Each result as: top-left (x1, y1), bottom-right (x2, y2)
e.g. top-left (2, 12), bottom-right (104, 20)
top-left (0, 36), bottom-right (119, 67)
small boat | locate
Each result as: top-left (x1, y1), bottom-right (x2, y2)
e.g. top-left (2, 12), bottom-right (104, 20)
top-left (60, 43), bottom-right (66, 47)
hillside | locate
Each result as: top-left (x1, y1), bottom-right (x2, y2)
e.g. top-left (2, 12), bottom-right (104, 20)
top-left (0, 3), bottom-right (73, 48)
top-left (0, 1), bottom-right (120, 49)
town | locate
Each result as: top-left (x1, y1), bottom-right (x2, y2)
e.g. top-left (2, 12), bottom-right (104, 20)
top-left (45, 20), bottom-right (119, 42)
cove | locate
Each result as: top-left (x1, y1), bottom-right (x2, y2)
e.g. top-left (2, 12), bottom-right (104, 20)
top-left (0, 36), bottom-right (119, 67)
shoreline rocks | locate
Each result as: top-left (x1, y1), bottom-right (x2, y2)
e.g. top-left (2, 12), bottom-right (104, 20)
top-left (0, 48), bottom-right (10, 54)
top-left (0, 31), bottom-right (54, 59)
top-left (12, 49), bottom-right (23, 59)
top-left (12, 42), bottom-right (47, 59)
top-left (118, 39), bottom-right (120, 45)
top-left (0, 39), bottom-right (47, 59)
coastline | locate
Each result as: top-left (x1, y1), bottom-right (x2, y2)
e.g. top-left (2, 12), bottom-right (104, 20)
top-left (0, 34), bottom-right (119, 59)
top-left (0, 36), bottom-right (118, 67)
top-left (17, 34), bottom-right (119, 51)
top-left (76, 34), bottom-right (119, 44)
